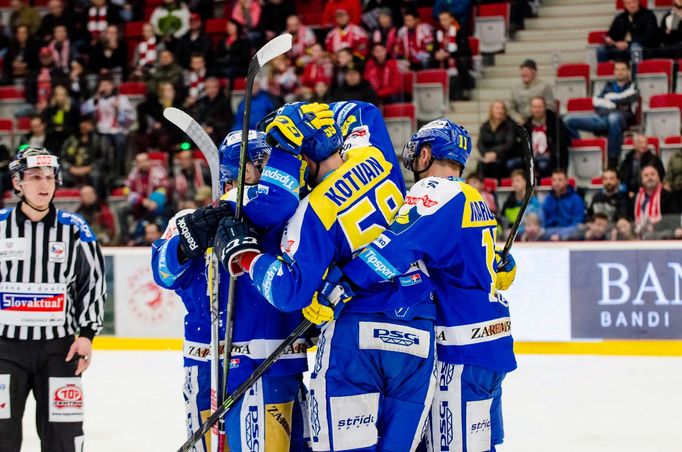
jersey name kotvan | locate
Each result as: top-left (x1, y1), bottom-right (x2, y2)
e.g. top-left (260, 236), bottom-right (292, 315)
top-left (323, 157), bottom-right (385, 207)
top-left (469, 200), bottom-right (495, 223)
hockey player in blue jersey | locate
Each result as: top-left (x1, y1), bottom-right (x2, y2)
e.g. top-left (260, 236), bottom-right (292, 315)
top-left (213, 102), bottom-right (437, 451)
top-left (338, 119), bottom-right (518, 452)
top-left (151, 130), bottom-right (310, 451)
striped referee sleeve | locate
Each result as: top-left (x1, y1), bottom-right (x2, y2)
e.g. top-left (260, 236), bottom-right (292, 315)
top-left (74, 236), bottom-right (106, 340)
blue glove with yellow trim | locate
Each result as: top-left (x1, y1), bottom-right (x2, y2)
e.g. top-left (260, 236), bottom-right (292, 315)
top-left (265, 102), bottom-right (337, 155)
top-left (303, 267), bottom-right (354, 326)
top-left (495, 250), bottom-right (517, 290)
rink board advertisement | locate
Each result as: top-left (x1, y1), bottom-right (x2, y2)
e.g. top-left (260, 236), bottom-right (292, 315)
top-left (570, 249), bottom-right (682, 339)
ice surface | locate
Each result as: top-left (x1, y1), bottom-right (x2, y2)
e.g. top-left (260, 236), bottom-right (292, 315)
top-left (18, 351), bottom-right (682, 451)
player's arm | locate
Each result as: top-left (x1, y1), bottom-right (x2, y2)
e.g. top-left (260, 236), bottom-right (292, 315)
top-left (73, 225), bottom-right (107, 341)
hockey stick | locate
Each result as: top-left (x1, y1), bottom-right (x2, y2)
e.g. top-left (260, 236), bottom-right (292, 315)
top-left (162, 107), bottom-right (225, 451)
top-left (499, 125), bottom-right (535, 265)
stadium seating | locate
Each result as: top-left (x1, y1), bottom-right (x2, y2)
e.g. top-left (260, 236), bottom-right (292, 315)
top-left (0, 86), bottom-right (25, 118)
top-left (614, 0), bottom-right (647, 10)
top-left (206, 18), bottom-right (227, 48)
top-left (555, 64), bottom-right (590, 114)
top-left (568, 138), bottom-right (606, 186)
top-left (468, 37), bottom-right (483, 77)
top-left (383, 103), bottom-right (416, 155)
top-left (399, 71), bottom-right (415, 101)
top-left (645, 93), bottom-right (682, 138)
top-left (622, 135), bottom-right (660, 154)
top-left (636, 59), bottom-right (673, 109)
top-left (413, 69), bottom-right (449, 121)
top-left (592, 61), bottom-right (614, 96)
top-left (566, 97), bottom-right (595, 116)
top-left (661, 135), bottom-right (682, 168)
top-left (230, 77), bottom-right (246, 113)
top-left (0, 118), bottom-right (12, 148)
top-left (586, 30), bottom-right (608, 70)
top-left (119, 82), bottom-right (148, 109)
top-left (474, 3), bottom-right (510, 54)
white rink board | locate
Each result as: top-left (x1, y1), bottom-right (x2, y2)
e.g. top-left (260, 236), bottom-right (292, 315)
top-left (19, 351), bottom-right (682, 451)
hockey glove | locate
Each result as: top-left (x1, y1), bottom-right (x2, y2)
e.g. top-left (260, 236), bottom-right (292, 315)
top-left (265, 102), bottom-right (336, 155)
top-left (495, 250), bottom-right (517, 291)
top-left (214, 215), bottom-right (262, 277)
top-left (176, 203), bottom-right (232, 259)
top-left (302, 267), bottom-right (354, 326)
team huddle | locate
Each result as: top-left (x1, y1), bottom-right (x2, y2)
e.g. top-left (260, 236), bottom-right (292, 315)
top-left (151, 100), bottom-right (518, 452)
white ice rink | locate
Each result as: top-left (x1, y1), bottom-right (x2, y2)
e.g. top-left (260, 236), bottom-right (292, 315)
top-left (20, 351), bottom-right (682, 451)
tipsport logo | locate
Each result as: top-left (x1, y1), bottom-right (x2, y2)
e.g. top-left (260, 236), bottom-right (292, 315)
top-left (245, 404), bottom-right (261, 451)
top-left (373, 328), bottom-right (420, 347)
top-left (439, 401), bottom-right (454, 450)
top-left (439, 363), bottom-right (455, 391)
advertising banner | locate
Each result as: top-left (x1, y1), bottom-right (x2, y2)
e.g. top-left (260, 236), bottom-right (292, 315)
top-left (570, 249), bottom-right (682, 339)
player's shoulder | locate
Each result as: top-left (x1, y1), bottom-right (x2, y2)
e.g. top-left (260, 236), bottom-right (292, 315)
top-left (0, 207), bottom-right (13, 222)
top-left (406, 177), bottom-right (465, 211)
top-left (57, 210), bottom-right (97, 242)
top-left (161, 208), bottom-right (196, 240)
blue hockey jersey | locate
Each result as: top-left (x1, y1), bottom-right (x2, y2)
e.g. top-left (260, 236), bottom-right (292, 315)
top-left (151, 149), bottom-right (308, 389)
top-left (343, 176), bottom-right (517, 373)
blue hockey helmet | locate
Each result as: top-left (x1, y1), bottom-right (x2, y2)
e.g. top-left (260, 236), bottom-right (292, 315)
top-left (218, 130), bottom-right (272, 188)
top-left (402, 118), bottom-right (472, 173)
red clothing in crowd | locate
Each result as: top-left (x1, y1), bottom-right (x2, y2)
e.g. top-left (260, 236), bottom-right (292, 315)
top-left (364, 58), bottom-right (401, 100)
top-left (396, 23), bottom-right (434, 65)
top-left (301, 58), bottom-right (333, 88)
top-left (289, 25), bottom-right (317, 64)
top-left (322, 0), bottom-right (363, 26)
top-left (371, 27), bottom-right (398, 57)
top-left (325, 24), bottom-right (368, 59)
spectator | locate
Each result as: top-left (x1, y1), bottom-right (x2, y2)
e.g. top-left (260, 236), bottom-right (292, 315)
top-left (478, 100), bottom-right (520, 180)
top-left (588, 168), bottom-right (631, 222)
top-left (433, 0), bottom-right (472, 27)
top-left (173, 149), bottom-right (210, 205)
top-left (86, 0), bottom-right (121, 45)
top-left (67, 57), bottom-right (89, 102)
top-left (659, 0), bottom-right (682, 58)
top-left (618, 133), bottom-right (665, 196)
top-left (150, 0), bottom-right (191, 41)
top-left (186, 0), bottom-right (212, 20)
top-left (433, 10), bottom-right (474, 101)
top-left (323, 0), bottom-right (363, 27)
top-left (507, 59), bottom-right (555, 124)
top-left (333, 65), bottom-right (380, 105)
top-left (118, 151), bottom-right (169, 243)
top-left (523, 96), bottom-right (570, 177)
top-left (580, 212), bottom-right (611, 241)
top-left (42, 84), bottom-right (80, 154)
top-left (61, 113), bottom-right (113, 196)
top-left (25, 46), bottom-right (69, 109)
top-left (232, 79), bottom-right (276, 131)
top-left (331, 47), bottom-right (356, 90)
top-left (613, 217), bottom-right (637, 240)
top-left (260, 0), bottom-right (296, 41)
top-left (598, 0), bottom-right (659, 62)
top-left (664, 147), bottom-right (682, 199)
top-left (369, 8), bottom-right (398, 56)
top-left (193, 185), bottom-right (212, 207)
top-left (1, 24), bottom-right (39, 85)
top-left (396, 9), bottom-right (434, 70)
top-left (564, 60), bottom-right (638, 168)
top-left (216, 19), bottom-right (251, 81)
top-left (267, 55), bottom-right (298, 103)
top-left (137, 82), bottom-right (184, 152)
top-left (81, 76), bottom-right (136, 176)
top-left (148, 49), bottom-right (184, 95)
top-left (21, 115), bottom-right (52, 150)
top-left (286, 15), bottom-right (317, 68)
top-left (364, 43), bottom-right (402, 104)
top-left (38, 0), bottom-right (75, 43)
top-left (142, 220), bottom-right (164, 245)
top-left (183, 53), bottom-right (211, 108)
top-left (363, 0), bottom-right (402, 31)
top-left (132, 23), bottom-right (160, 80)
top-left (192, 77), bottom-right (233, 144)
top-left (76, 185), bottom-right (116, 245)
top-left (88, 24), bottom-right (128, 80)
top-left (310, 81), bottom-right (333, 104)
top-left (231, 0), bottom-right (262, 43)
top-left (47, 25), bottom-right (75, 76)
top-left (325, 9), bottom-right (369, 60)
top-left (466, 174), bottom-right (497, 214)
top-left (520, 212), bottom-right (547, 241)
top-left (9, 0), bottom-right (41, 36)
top-left (176, 13), bottom-right (212, 68)
top-left (542, 168), bottom-right (585, 240)
top-left (634, 163), bottom-right (681, 238)
top-left (500, 169), bottom-right (542, 234)
top-left (300, 43), bottom-right (333, 97)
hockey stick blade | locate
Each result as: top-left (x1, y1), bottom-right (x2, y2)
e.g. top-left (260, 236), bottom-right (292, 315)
top-left (255, 33), bottom-right (292, 68)
top-left (177, 320), bottom-right (314, 452)
top-left (500, 125), bottom-right (536, 265)
top-left (163, 107), bottom-right (221, 200)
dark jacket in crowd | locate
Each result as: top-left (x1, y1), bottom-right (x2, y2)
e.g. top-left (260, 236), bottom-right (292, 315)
top-left (332, 79), bottom-right (380, 106)
top-left (608, 6), bottom-right (660, 48)
top-left (523, 108), bottom-right (570, 172)
top-left (618, 150), bottom-right (666, 194)
top-left (88, 39), bottom-right (128, 78)
top-left (478, 118), bottom-right (520, 164)
top-left (543, 185), bottom-right (585, 228)
top-left (587, 189), bottom-right (632, 222)
top-left (192, 91), bottom-right (233, 143)
top-left (593, 79), bottom-right (639, 124)
top-left (1, 38), bottom-right (40, 84)
top-left (259, 1), bottom-right (296, 36)
top-left (177, 29), bottom-right (213, 68)
top-left (659, 10), bottom-right (682, 47)
top-left (217, 36), bottom-right (251, 79)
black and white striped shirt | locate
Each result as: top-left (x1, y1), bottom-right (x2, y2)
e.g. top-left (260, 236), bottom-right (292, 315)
top-left (0, 203), bottom-right (106, 341)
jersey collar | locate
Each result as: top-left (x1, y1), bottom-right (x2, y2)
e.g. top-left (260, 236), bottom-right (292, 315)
top-left (15, 201), bottom-right (56, 225)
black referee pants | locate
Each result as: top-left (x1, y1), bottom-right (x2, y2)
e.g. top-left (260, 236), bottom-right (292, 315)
top-left (0, 336), bottom-right (83, 452)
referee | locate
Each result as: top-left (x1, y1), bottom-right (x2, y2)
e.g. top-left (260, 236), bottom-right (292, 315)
top-left (0, 146), bottom-right (106, 452)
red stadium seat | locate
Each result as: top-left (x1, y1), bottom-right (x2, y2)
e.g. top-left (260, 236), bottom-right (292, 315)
top-left (0, 118), bottom-right (12, 148)
top-left (54, 188), bottom-right (81, 198)
top-left (483, 178), bottom-right (498, 193)
top-left (566, 97), bottom-right (594, 114)
top-left (636, 59), bottom-right (673, 108)
top-left (500, 177), bottom-right (512, 187)
top-left (662, 135), bottom-right (682, 168)
top-left (645, 93), bottom-right (682, 138)
top-left (148, 152), bottom-right (168, 165)
top-left (591, 176), bottom-right (603, 185)
top-left (400, 71), bottom-right (414, 97)
top-left (556, 64), bottom-right (590, 112)
top-left (383, 103), bottom-right (416, 153)
top-left (0, 86), bottom-right (25, 119)
top-left (206, 18), bottom-right (227, 47)
top-left (417, 7), bottom-right (436, 26)
top-left (232, 78), bottom-right (246, 91)
top-left (592, 61), bottom-right (615, 94)
top-left (568, 138), bottom-right (607, 185)
top-left (124, 21), bottom-right (145, 38)
top-left (119, 81), bottom-right (147, 97)
top-left (414, 69), bottom-right (449, 121)
top-left (474, 3), bottom-right (510, 53)
top-left (588, 30), bottom-right (607, 45)
top-left (615, 0), bottom-right (646, 10)
top-left (541, 176), bottom-right (576, 188)
top-left (300, 11), bottom-right (323, 26)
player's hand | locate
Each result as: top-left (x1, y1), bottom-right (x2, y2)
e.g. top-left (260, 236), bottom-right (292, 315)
top-left (66, 336), bottom-right (92, 376)
top-left (265, 102), bottom-right (336, 154)
top-left (302, 267), bottom-right (353, 326)
top-left (177, 203), bottom-right (232, 259)
top-left (213, 215), bottom-right (261, 276)
top-left (495, 250), bottom-right (517, 290)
